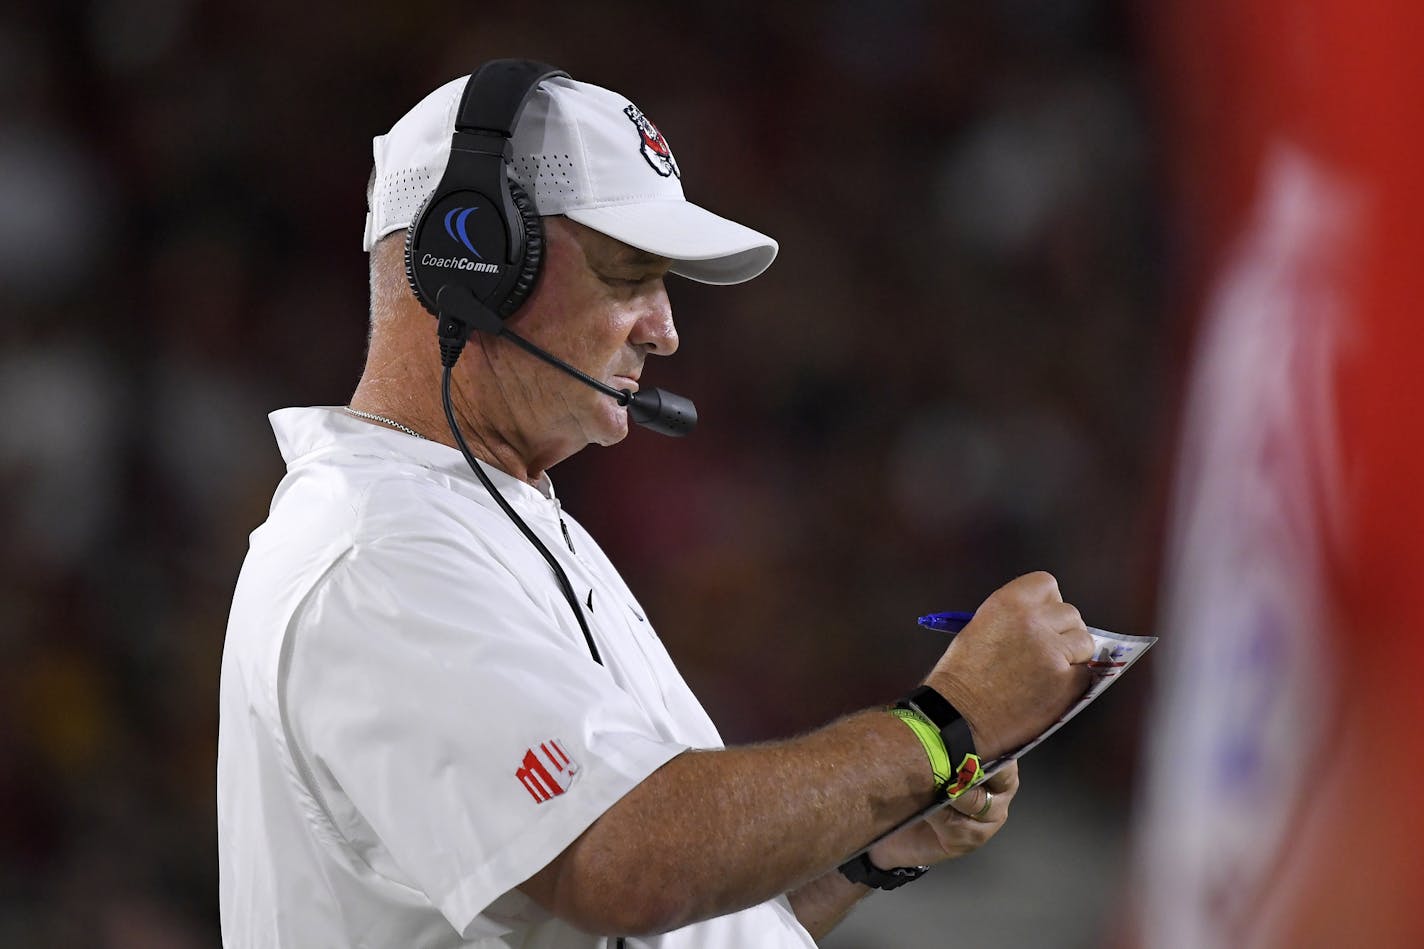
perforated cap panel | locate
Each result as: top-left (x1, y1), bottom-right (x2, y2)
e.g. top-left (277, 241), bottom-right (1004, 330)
top-left (508, 154), bottom-right (581, 208)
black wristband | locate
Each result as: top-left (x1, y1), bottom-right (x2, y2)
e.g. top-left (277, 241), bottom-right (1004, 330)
top-left (899, 685), bottom-right (984, 799)
top-left (837, 852), bottom-right (929, 890)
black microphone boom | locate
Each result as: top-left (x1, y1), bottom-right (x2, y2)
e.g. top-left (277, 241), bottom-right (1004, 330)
top-left (435, 285), bottom-right (698, 436)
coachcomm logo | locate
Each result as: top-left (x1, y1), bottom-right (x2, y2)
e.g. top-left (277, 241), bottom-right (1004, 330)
top-left (444, 206), bottom-right (484, 256)
top-left (425, 205), bottom-right (500, 273)
top-left (421, 253), bottom-right (499, 274)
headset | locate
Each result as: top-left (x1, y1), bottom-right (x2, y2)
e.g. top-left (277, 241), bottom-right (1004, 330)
top-left (400, 60), bottom-right (695, 682)
top-left (401, 65), bottom-right (699, 945)
top-left (404, 59), bottom-right (695, 433)
top-left (405, 59), bottom-right (555, 335)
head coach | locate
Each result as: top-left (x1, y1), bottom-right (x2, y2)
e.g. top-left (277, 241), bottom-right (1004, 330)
top-left (217, 60), bottom-right (1096, 948)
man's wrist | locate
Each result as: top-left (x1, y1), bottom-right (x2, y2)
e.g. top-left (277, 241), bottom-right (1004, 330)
top-left (888, 707), bottom-right (952, 790)
top-left (923, 671), bottom-right (1004, 760)
top-left (897, 686), bottom-right (985, 800)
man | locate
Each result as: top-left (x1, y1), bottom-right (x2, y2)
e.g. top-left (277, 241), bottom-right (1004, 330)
top-left (218, 67), bottom-right (1095, 947)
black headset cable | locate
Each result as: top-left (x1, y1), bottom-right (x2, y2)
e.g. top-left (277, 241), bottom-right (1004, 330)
top-left (439, 366), bottom-right (603, 666)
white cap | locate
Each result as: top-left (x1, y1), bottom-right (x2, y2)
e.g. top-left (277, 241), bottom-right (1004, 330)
top-left (363, 75), bottom-right (778, 285)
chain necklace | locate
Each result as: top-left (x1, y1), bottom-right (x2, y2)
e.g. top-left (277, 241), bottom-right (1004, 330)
top-left (343, 406), bottom-right (427, 440)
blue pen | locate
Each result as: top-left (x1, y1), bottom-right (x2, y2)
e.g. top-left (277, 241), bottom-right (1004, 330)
top-left (917, 611), bottom-right (975, 634)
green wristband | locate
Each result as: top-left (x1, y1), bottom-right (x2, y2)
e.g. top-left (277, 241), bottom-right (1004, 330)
top-left (890, 707), bottom-right (952, 790)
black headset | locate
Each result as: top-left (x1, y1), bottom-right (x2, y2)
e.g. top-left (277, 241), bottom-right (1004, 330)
top-left (398, 60), bottom-right (694, 700)
top-left (404, 59), bottom-right (567, 326)
top-left (401, 65), bottom-right (673, 946)
top-left (401, 61), bottom-right (611, 669)
top-left (404, 58), bottom-right (695, 428)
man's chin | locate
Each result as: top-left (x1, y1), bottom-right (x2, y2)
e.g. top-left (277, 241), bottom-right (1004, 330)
top-left (589, 408), bottom-right (630, 447)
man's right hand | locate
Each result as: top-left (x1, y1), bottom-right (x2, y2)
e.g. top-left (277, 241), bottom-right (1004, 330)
top-left (924, 572), bottom-right (1095, 760)
top-left (518, 571), bottom-right (1092, 936)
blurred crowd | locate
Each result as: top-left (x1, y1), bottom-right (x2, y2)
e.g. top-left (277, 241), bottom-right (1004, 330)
top-left (0, 0), bottom-right (1166, 944)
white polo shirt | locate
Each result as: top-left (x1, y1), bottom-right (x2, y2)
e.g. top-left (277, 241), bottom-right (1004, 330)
top-left (217, 407), bottom-right (816, 949)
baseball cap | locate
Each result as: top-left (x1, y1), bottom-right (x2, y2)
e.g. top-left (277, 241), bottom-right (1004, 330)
top-left (363, 75), bottom-right (778, 285)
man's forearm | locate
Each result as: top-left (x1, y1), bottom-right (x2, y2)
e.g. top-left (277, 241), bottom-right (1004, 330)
top-left (520, 708), bottom-right (936, 935)
top-left (521, 572), bottom-right (1097, 937)
top-left (787, 866), bottom-right (870, 940)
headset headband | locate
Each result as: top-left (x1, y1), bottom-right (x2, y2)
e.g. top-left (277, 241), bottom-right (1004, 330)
top-left (457, 59), bottom-right (568, 137)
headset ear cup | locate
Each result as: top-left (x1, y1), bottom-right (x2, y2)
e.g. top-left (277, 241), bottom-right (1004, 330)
top-left (404, 182), bottom-right (540, 319)
top-left (500, 183), bottom-right (544, 318)
top-left (403, 190), bottom-right (437, 314)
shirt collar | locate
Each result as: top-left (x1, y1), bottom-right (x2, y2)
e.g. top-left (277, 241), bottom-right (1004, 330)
top-left (270, 406), bottom-right (559, 509)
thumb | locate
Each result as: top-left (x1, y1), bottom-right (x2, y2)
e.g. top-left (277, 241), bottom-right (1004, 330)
top-left (946, 784), bottom-right (992, 819)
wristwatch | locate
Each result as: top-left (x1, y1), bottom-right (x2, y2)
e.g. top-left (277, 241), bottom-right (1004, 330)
top-left (837, 852), bottom-right (929, 890)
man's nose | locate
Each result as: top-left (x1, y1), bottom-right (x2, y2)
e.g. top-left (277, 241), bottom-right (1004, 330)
top-left (631, 280), bottom-right (678, 356)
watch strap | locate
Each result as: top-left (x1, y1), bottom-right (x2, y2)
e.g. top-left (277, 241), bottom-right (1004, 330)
top-left (837, 852), bottom-right (930, 890)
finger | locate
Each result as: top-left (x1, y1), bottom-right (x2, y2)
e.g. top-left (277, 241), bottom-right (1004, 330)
top-left (1044, 601), bottom-right (1086, 634)
top-left (946, 784), bottom-right (994, 821)
top-left (1061, 625), bottom-right (1096, 665)
top-left (985, 760), bottom-right (1019, 794)
top-left (1012, 570), bottom-right (1062, 603)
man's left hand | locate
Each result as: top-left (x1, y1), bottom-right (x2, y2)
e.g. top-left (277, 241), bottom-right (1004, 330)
top-left (864, 761), bottom-right (1020, 869)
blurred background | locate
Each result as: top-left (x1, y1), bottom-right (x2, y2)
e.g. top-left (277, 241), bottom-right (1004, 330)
top-left (11, 0), bottom-right (1417, 947)
top-left (2, 1), bottom-right (1166, 945)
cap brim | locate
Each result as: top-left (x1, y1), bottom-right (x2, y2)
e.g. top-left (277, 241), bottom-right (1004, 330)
top-left (564, 200), bottom-right (778, 286)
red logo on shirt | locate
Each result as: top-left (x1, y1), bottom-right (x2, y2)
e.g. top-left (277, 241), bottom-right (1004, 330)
top-left (516, 740), bottom-right (578, 803)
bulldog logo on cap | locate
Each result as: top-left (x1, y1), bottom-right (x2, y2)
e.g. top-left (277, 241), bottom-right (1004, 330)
top-left (623, 103), bottom-right (680, 179)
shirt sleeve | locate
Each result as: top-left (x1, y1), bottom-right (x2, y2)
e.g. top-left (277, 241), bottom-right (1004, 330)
top-left (280, 479), bottom-right (689, 937)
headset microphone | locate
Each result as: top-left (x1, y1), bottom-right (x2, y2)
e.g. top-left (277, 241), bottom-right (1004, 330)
top-left (624, 387), bottom-right (696, 438)
top-left (437, 284), bottom-right (698, 437)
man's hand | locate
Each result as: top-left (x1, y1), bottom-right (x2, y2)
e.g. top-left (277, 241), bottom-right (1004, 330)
top-left (787, 762), bottom-right (1022, 939)
top-left (517, 573), bottom-right (1091, 936)
top-left (863, 762), bottom-right (1020, 869)
top-left (927, 572), bottom-right (1094, 760)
